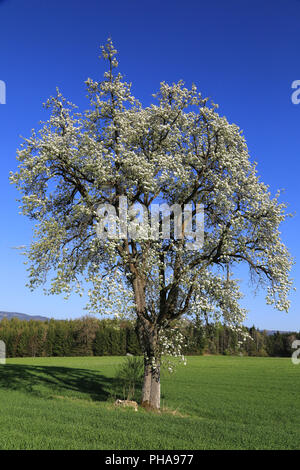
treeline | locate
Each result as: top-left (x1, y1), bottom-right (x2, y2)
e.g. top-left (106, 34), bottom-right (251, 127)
top-left (202, 324), bottom-right (300, 358)
top-left (0, 316), bottom-right (298, 358)
top-left (0, 317), bottom-right (141, 358)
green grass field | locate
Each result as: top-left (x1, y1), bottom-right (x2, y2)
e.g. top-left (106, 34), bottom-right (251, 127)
top-left (0, 356), bottom-right (299, 450)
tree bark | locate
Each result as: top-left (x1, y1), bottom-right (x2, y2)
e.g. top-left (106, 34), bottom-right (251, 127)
top-left (141, 355), bottom-right (161, 410)
top-left (140, 326), bottom-right (161, 410)
top-left (149, 360), bottom-right (160, 410)
top-left (141, 358), bottom-right (151, 406)
top-left (132, 275), bottom-right (161, 410)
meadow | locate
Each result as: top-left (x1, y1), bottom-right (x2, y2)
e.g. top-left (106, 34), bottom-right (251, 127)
top-left (0, 356), bottom-right (299, 450)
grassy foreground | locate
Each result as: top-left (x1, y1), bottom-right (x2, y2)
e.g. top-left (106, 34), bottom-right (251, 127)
top-left (0, 356), bottom-right (299, 450)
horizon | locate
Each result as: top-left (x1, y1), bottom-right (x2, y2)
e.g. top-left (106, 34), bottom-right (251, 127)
top-left (0, 310), bottom-right (298, 334)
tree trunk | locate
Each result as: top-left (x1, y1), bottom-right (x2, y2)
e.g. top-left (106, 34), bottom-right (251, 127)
top-left (140, 354), bottom-right (161, 410)
top-left (140, 318), bottom-right (161, 410)
top-left (141, 358), bottom-right (151, 406)
top-left (132, 276), bottom-right (161, 410)
top-left (149, 360), bottom-right (160, 410)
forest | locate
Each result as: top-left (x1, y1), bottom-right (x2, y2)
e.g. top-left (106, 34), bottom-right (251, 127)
top-left (0, 316), bottom-right (298, 359)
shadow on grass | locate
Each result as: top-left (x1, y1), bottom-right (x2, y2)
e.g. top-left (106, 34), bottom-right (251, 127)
top-left (0, 364), bottom-right (120, 402)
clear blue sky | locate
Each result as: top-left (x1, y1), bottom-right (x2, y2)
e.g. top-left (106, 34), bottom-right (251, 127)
top-left (0, 0), bottom-right (299, 329)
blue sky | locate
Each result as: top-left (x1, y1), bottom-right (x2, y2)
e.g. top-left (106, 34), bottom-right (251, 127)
top-left (0, 0), bottom-right (299, 329)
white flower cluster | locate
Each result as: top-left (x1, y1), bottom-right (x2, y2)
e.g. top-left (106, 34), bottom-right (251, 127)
top-left (158, 325), bottom-right (186, 373)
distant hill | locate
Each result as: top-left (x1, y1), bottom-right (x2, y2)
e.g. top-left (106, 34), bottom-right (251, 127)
top-left (0, 311), bottom-right (50, 322)
top-left (263, 329), bottom-right (295, 336)
top-left (0, 312), bottom-right (295, 333)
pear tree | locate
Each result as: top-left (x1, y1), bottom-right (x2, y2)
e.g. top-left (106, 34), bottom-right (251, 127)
top-left (11, 39), bottom-right (293, 410)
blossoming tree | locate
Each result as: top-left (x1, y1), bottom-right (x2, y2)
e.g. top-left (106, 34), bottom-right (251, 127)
top-left (11, 39), bottom-right (293, 410)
